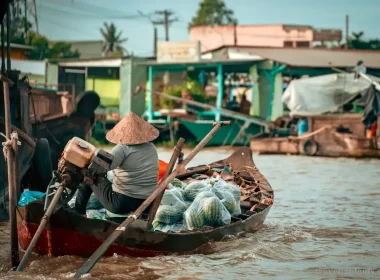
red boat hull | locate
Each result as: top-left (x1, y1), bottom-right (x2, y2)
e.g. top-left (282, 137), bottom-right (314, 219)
top-left (16, 147), bottom-right (273, 258)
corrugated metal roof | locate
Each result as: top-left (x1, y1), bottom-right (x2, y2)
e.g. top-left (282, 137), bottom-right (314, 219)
top-left (211, 46), bottom-right (380, 69)
top-left (8, 43), bottom-right (35, 50)
top-left (0, 59), bottom-right (45, 75)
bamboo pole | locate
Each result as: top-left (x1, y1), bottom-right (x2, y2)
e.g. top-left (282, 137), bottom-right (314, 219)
top-left (1, 74), bottom-right (19, 268)
top-left (73, 121), bottom-right (231, 278)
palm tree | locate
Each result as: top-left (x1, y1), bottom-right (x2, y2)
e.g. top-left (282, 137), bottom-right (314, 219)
top-left (100, 22), bottom-right (128, 56)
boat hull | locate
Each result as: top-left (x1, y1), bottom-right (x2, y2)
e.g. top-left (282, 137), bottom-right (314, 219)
top-left (17, 202), bottom-right (271, 257)
top-left (180, 119), bottom-right (262, 146)
top-left (16, 147), bottom-right (273, 257)
top-left (250, 137), bottom-right (380, 158)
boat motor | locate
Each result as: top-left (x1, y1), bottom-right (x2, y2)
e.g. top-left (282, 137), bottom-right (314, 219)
top-left (59, 137), bottom-right (114, 188)
top-left (44, 137), bottom-right (114, 209)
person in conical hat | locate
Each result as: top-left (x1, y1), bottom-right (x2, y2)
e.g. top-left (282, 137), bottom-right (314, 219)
top-left (74, 112), bottom-right (160, 215)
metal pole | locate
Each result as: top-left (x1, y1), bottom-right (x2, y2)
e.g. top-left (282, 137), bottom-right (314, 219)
top-left (345, 15), bottom-right (349, 50)
top-left (164, 10), bottom-right (169, 41)
top-left (24, 0), bottom-right (27, 39)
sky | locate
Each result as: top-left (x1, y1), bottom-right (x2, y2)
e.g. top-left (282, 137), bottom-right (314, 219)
top-left (35, 0), bottom-right (380, 56)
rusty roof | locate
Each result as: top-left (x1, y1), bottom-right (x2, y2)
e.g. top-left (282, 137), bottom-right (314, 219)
top-left (207, 46), bottom-right (380, 69)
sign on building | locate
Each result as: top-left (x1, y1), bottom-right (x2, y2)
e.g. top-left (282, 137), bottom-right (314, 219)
top-left (157, 41), bottom-right (201, 63)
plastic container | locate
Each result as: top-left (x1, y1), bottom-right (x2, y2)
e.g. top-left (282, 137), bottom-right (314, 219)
top-left (63, 137), bottom-right (96, 168)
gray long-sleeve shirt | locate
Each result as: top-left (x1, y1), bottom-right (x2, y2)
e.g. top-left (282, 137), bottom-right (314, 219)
top-left (110, 143), bottom-right (159, 199)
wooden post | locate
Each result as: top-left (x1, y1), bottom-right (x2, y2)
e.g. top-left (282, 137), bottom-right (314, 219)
top-left (345, 15), bottom-right (349, 50)
top-left (216, 64), bottom-right (224, 122)
top-left (1, 75), bottom-right (19, 268)
top-left (148, 66), bottom-right (154, 121)
top-left (146, 137), bottom-right (185, 229)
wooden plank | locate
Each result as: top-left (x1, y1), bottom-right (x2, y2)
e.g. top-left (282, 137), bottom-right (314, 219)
top-left (154, 91), bottom-right (269, 129)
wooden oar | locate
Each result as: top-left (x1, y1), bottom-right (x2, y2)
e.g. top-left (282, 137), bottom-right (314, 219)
top-left (73, 120), bottom-right (231, 278)
top-left (146, 137), bottom-right (185, 229)
top-left (16, 183), bottom-right (65, 271)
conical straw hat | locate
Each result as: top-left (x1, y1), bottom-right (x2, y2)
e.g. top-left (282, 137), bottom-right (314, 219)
top-left (106, 112), bottom-right (159, 145)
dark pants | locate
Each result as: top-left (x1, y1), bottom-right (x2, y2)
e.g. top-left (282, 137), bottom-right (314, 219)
top-left (74, 179), bottom-right (148, 215)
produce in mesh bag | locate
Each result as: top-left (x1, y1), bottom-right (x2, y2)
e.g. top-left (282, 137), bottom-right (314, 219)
top-left (184, 193), bottom-right (231, 230)
top-left (209, 184), bottom-right (237, 214)
top-left (204, 176), bottom-right (222, 187)
top-left (160, 189), bottom-right (187, 211)
top-left (183, 181), bottom-right (209, 201)
top-left (220, 190), bottom-right (237, 214)
top-left (168, 184), bottom-right (185, 201)
top-left (202, 196), bottom-right (231, 226)
top-left (183, 204), bottom-right (205, 230)
top-left (153, 205), bottom-right (184, 225)
top-left (193, 190), bottom-right (217, 202)
top-left (224, 183), bottom-right (242, 215)
top-left (169, 178), bottom-right (187, 189)
top-left (152, 222), bottom-right (187, 232)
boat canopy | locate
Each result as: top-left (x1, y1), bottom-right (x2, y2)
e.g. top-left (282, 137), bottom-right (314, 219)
top-left (282, 73), bottom-right (380, 116)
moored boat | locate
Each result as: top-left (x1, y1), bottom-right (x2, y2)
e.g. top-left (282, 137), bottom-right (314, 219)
top-left (16, 147), bottom-right (273, 258)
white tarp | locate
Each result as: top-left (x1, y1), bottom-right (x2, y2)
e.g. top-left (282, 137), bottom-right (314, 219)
top-left (282, 73), bottom-right (380, 116)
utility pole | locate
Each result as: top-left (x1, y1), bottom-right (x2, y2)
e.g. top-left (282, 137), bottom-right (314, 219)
top-left (33, 0), bottom-right (38, 34)
top-left (24, 0), bottom-right (27, 38)
top-left (233, 23), bottom-right (237, 46)
top-left (345, 15), bottom-right (349, 50)
top-left (151, 10), bottom-right (178, 41)
top-left (153, 27), bottom-right (157, 56)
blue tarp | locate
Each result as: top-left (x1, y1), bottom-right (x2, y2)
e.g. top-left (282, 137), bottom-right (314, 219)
top-left (18, 191), bottom-right (45, 207)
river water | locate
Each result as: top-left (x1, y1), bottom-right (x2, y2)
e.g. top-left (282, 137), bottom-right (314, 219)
top-left (0, 148), bottom-right (379, 280)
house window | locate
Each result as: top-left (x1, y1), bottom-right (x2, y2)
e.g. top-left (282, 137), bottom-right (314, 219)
top-left (296, 41), bottom-right (311, 48)
top-left (283, 41), bottom-right (293, 47)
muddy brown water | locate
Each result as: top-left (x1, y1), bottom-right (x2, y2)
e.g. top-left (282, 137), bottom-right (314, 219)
top-left (0, 148), bottom-right (380, 279)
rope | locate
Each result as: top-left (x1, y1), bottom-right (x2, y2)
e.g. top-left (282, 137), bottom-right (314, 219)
top-left (1, 131), bottom-right (21, 160)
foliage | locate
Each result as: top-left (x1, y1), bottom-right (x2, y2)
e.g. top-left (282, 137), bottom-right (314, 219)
top-left (161, 80), bottom-right (208, 109)
top-left (7, 17), bottom-right (33, 44)
top-left (100, 22), bottom-right (128, 56)
top-left (161, 85), bottom-right (183, 109)
top-left (26, 32), bottom-right (80, 60)
top-left (189, 0), bottom-right (237, 28)
top-left (343, 31), bottom-right (380, 50)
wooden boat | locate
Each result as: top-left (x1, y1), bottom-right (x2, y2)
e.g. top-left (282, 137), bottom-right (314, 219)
top-left (16, 147), bottom-right (273, 258)
top-left (251, 114), bottom-right (380, 158)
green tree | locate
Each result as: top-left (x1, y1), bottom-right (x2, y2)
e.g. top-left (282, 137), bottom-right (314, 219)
top-left (346, 31), bottom-right (380, 50)
top-left (189, 0), bottom-right (237, 28)
top-left (100, 22), bottom-right (127, 56)
top-left (27, 32), bottom-right (80, 60)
